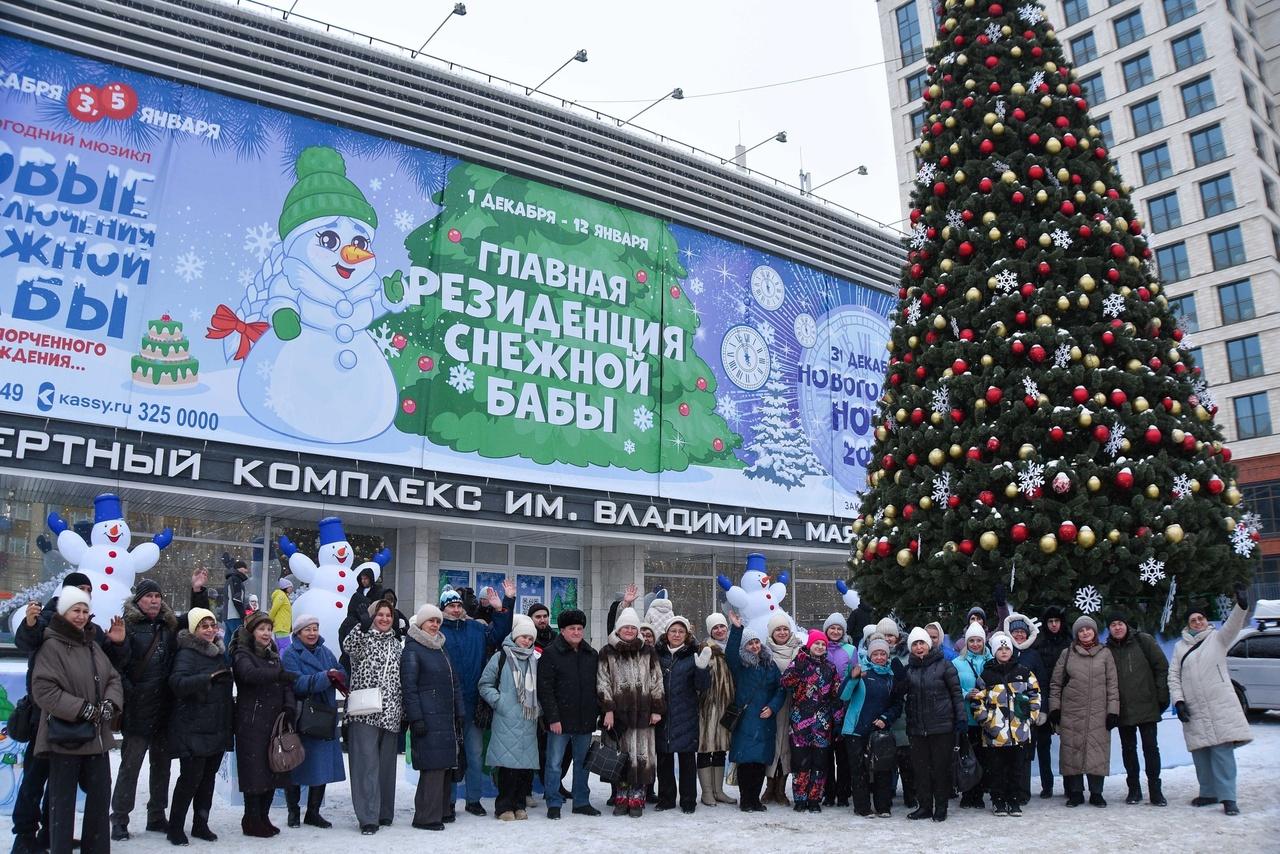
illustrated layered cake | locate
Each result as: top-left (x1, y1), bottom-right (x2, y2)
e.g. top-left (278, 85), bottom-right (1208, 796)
top-left (131, 314), bottom-right (199, 386)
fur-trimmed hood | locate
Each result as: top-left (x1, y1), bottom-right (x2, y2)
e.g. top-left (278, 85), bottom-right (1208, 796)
top-left (1003, 611), bottom-right (1040, 650)
top-left (407, 623), bottom-right (446, 650)
top-left (123, 596), bottom-right (178, 631)
top-left (46, 612), bottom-right (96, 646)
top-left (229, 625), bottom-right (280, 660)
top-left (176, 628), bottom-right (224, 658)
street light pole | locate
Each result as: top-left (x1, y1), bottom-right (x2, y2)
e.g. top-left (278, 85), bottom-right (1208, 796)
top-left (807, 164), bottom-right (868, 195)
top-left (724, 131), bottom-right (787, 166)
top-left (531, 49), bottom-right (589, 94)
top-left (621, 88), bottom-right (683, 125)
top-left (412, 3), bottom-right (467, 58)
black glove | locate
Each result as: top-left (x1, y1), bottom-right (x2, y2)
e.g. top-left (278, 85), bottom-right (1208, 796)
top-left (993, 583), bottom-right (1008, 607)
top-left (1235, 582), bottom-right (1250, 611)
top-left (78, 701), bottom-right (100, 723)
top-left (1175, 700), bottom-right (1190, 723)
top-left (1106, 713), bottom-right (1119, 730)
top-left (411, 720), bottom-right (428, 738)
top-left (1049, 709), bottom-right (1061, 728)
top-left (221, 551), bottom-right (235, 571)
top-left (210, 669), bottom-right (233, 684)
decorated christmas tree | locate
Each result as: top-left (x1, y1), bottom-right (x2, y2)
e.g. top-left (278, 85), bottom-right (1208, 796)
top-left (743, 360), bottom-right (826, 488)
top-left (849, 0), bottom-right (1258, 629)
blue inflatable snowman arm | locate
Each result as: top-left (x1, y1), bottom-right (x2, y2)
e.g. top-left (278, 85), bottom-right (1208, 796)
top-left (47, 512), bottom-right (68, 535)
top-left (777, 572), bottom-right (789, 585)
top-left (836, 579), bottom-right (849, 595)
top-left (373, 547), bottom-right (392, 567)
top-left (717, 574), bottom-right (733, 592)
top-left (279, 535), bottom-right (298, 558)
top-left (153, 528), bottom-right (173, 549)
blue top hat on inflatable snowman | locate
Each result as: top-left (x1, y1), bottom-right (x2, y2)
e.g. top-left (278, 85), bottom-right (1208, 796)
top-left (317, 516), bottom-right (347, 546)
top-left (94, 493), bottom-right (124, 524)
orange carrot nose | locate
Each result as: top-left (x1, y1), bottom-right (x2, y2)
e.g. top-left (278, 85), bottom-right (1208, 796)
top-left (340, 244), bottom-right (374, 264)
top-left (109, 525), bottom-right (120, 537)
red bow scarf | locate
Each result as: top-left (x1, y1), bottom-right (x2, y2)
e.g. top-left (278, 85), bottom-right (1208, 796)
top-left (205, 304), bottom-right (269, 360)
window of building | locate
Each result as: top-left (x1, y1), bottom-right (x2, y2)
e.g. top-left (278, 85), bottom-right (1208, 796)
top-left (1122, 53), bottom-right (1155, 91)
top-left (1254, 125), bottom-right (1268, 159)
top-left (1156, 242), bottom-right (1191, 281)
top-left (1168, 293), bottom-right (1198, 331)
top-left (1080, 72), bottom-right (1106, 104)
top-left (1171, 29), bottom-right (1207, 70)
top-left (1227, 335), bottom-right (1265, 381)
top-left (1218, 278), bottom-right (1255, 323)
top-left (906, 70), bottom-right (928, 103)
top-left (1233, 30), bottom-right (1247, 61)
top-left (1241, 480), bottom-right (1280, 536)
top-left (1163, 0), bottom-right (1196, 24)
top-left (1148, 191), bottom-right (1182, 231)
top-left (908, 107), bottom-right (928, 137)
top-left (1199, 173), bottom-right (1236, 217)
top-left (1274, 227), bottom-right (1280, 261)
top-left (1210, 225), bottom-right (1246, 269)
top-left (1114, 10), bottom-right (1145, 47)
top-left (1072, 31), bottom-right (1099, 65)
top-left (1094, 114), bottom-right (1113, 146)
top-left (1186, 346), bottom-right (1203, 374)
top-left (1130, 97), bottom-right (1163, 135)
top-left (1190, 124), bottom-right (1227, 166)
top-left (1180, 76), bottom-right (1215, 117)
top-left (1235, 392), bottom-right (1272, 440)
top-left (1140, 143), bottom-right (1174, 183)
top-left (1243, 78), bottom-right (1258, 112)
top-left (896, 3), bottom-right (924, 64)
top-left (1063, 0), bottom-right (1090, 26)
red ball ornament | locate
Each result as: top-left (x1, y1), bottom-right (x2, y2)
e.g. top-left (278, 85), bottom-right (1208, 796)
top-left (911, 408), bottom-right (925, 424)
top-left (636, 270), bottom-right (648, 283)
top-left (876, 540), bottom-right (892, 558)
top-left (958, 241), bottom-right (974, 257)
top-left (1072, 386), bottom-right (1090, 404)
top-left (1102, 331), bottom-right (1116, 346)
top-left (1055, 116), bottom-right (1070, 129)
top-left (1010, 339), bottom-right (1026, 356)
top-left (904, 504), bottom-right (916, 521)
top-left (1038, 261), bottom-right (1051, 275)
top-left (1063, 133), bottom-right (1077, 148)
top-left (1079, 225), bottom-right (1092, 238)
top-left (1028, 165), bottom-right (1045, 180)
top-left (1012, 523), bottom-right (1029, 543)
top-left (1109, 243), bottom-right (1127, 259)
top-left (417, 355), bottom-right (434, 372)
top-left (1106, 268), bottom-right (1121, 282)
top-left (1221, 447), bottom-right (1232, 462)
top-left (1050, 426), bottom-right (1065, 442)
top-left (980, 139), bottom-right (995, 154)
top-left (963, 96), bottom-right (975, 108)
top-left (960, 328), bottom-right (975, 341)
top-left (1092, 425), bottom-right (1110, 443)
top-left (910, 209), bottom-right (923, 223)
top-left (934, 182), bottom-right (949, 197)
top-left (962, 209), bottom-right (975, 221)
top-left (1029, 344), bottom-right (1046, 363)
top-left (948, 495), bottom-right (961, 509)
top-left (1020, 283), bottom-right (1035, 298)
top-left (906, 453), bottom-right (919, 467)
top-left (979, 490), bottom-right (995, 506)
top-left (988, 2), bottom-right (1003, 14)
top-left (953, 359), bottom-right (968, 373)
top-left (401, 398), bottom-right (417, 415)
top-left (1060, 200), bottom-right (1075, 216)
top-left (1015, 237), bottom-right (1029, 251)
top-left (447, 228), bottom-right (462, 243)
top-left (1058, 521), bottom-right (1078, 542)
top-left (1116, 469), bottom-right (1135, 489)
top-left (915, 366), bottom-right (927, 380)
top-left (959, 539), bottom-right (975, 555)
top-left (712, 438), bottom-right (725, 452)
top-left (1028, 133), bottom-right (1041, 146)
top-left (1015, 310), bottom-right (1029, 326)
top-left (679, 403), bottom-right (690, 417)
top-left (1012, 191), bottom-right (1025, 205)
top-left (979, 177), bottom-right (994, 193)
top-left (1207, 476), bottom-right (1224, 494)
top-left (967, 446), bottom-right (982, 461)
top-left (985, 55), bottom-right (999, 68)
top-left (670, 286), bottom-right (681, 298)
top-left (910, 263), bottom-right (924, 279)
top-left (951, 408), bottom-right (966, 423)
top-left (391, 334), bottom-right (407, 350)
top-left (989, 81), bottom-right (1002, 93)
top-left (1013, 107), bottom-right (1027, 121)
top-left (1182, 434), bottom-right (1197, 452)
top-left (987, 437), bottom-right (1001, 453)
top-left (986, 386), bottom-right (1003, 404)
top-left (1109, 389), bottom-right (1127, 407)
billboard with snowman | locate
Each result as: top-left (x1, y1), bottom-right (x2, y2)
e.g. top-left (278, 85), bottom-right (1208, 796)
top-left (0, 35), bottom-right (893, 517)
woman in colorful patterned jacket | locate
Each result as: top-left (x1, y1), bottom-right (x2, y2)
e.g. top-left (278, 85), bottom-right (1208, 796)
top-left (970, 632), bottom-right (1043, 817)
top-left (779, 630), bottom-right (841, 812)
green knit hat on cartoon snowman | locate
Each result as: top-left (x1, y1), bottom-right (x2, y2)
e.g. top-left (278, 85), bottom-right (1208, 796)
top-left (277, 146), bottom-right (378, 239)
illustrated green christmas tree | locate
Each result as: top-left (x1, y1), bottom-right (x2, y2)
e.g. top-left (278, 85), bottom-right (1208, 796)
top-left (848, 0), bottom-right (1258, 630)
top-left (383, 161), bottom-right (741, 472)
top-left (743, 360), bottom-right (826, 488)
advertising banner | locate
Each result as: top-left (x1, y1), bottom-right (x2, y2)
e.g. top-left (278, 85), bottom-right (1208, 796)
top-left (0, 36), bottom-right (893, 518)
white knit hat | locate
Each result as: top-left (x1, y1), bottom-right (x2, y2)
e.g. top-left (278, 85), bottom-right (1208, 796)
top-left (56, 586), bottom-right (91, 616)
top-left (705, 613), bottom-right (728, 633)
top-left (989, 631), bottom-right (1015, 654)
top-left (414, 603), bottom-right (443, 626)
top-left (767, 612), bottom-right (792, 635)
top-left (511, 613), bottom-right (536, 640)
top-left (907, 626), bottom-right (931, 649)
top-left (614, 607), bottom-right (641, 631)
top-left (868, 636), bottom-right (891, 656)
top-left (666, 615), bottom-right (692, 634)
top-left (823, 613), bottom-right (847, 632)
top-left (876, 617), bottom-right (899, 637)
top-left (291, 613), bottom-right (319, 634)
top-left (964, 621), bottom-right (987, 643)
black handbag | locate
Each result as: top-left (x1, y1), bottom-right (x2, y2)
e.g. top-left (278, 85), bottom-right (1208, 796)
top-left (7, 695), bottom-right (37, 743)
top-left (297, 697), bottom-right (336, 740)
top-left (586, 739), bottom-right (629, 785)
top-left (953, 732), bottom-right (982, 793)
top-left (45, 714), bottom-right (95, 749)
top-left (718, 703), bottom-right (745, 733)
top-left (867, 728), bottom-right (897, 775)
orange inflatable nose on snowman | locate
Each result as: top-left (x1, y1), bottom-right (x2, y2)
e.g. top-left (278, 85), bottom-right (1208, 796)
top-left (339, 244), bottom-right (374, 264)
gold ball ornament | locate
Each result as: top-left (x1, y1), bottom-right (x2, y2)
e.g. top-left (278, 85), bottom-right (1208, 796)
top-left (1077, 294), bottom-right (1091, 309)
top-left (950, 444), bottom-right (963, 458)
top-left (981, 354), bottom-right (994, 367)
top-left (1145, 484), bottom-right (1160, 499)
top-left (1005, 482), bottom-right (1020, 499)
top-left (897, 548), bottom-right (913, 567)
top-left (1134, 397), bottom-right (1149, 413)
top-left (1078, 410), bottom-right (1093, 427)
top-left (1057, 296), bottom-right (1070, 311)
top-left (983, 211), bottom-right (998, 225)
top-left (884, 504), bottom-right (897, 519)
top-left (1036, 189), bottom-right (1049, 204)
top-left (933, 314), bottom-right (948, 329)
top-left (967, 287), bottom-right (983, 302)
top-left (1046, 138), bottom-right (1062, 154)
top-left (1108, 529), bottom-right (1121, 543)
top-left (1011, 45), bottom-right (1023, 57)
top-left (1011, 83), bottom-right (1026, 96)
top-left (1165, 524), bottom-right (1184, 543)
top-left (931, 412), bottom-right (944, 425)
top-left (1085, 354), bottom-right (1101, 368)
top-left (983, 112), bottom-right (998, 126)
top-left (1039, 233), bottom-right (1053, 248)
top-left (1087, 476), bottom-right (1101, 491)
top-left (1019, 443), bottom-right (1036, 460)
top-left (989, 227), bottom-right (1002, 241)
top-left (1079, 273), bottom-right (1096, 292)
top-left (929, 448), bottom-right (945, 466)
top-left (1078, 526), bottom-right (1096, 548)
top-left (919, 496), bottom-right (934, 510)
top-left (1040, 534), bottom-right (1057, 554)
top-left (1226, 487), bottom-right (1242, 506)
top-left (1071, 346), bottom-right (1083, 361)
top-left (980, 531), bottom-right (999, 550)
top-left (941, 259), bottom-right (954, 272)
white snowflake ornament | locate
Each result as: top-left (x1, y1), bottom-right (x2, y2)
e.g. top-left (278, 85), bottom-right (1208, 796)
top-left (931, 472), bottom-right (952, 504)
top-left (1138, 557), bottom-right (1167, 586)
top-left (1053, 344), bottom-right (1072, 369)
top-left (984, 22), bottom-right (1003, 42)
top-left (1172, 473), bottom-right (1192, 499)
top-left (916, 163), bottom-right (938, 186)
top-left (910, 224), bottom-right (929, 249)
top-left (1027, 70), bottom-right (1046, 91)
top-left (946, 209), bottom-right (965, 230)
top-left (447, 364), bottom-right (475, 393)
top-left (1231, 523), bottom-right (1256, 557)
top-left (1022, 377), bottom-right (1039, 398)
top-left (1051, 229), bottom-right (1073, 249)
top-left (906, 298), bottom-right (922, 326)
top-left (1075, 585), bottom-right (1102, 614)
top-left (1105, 424), bottom-right (1126, 458)
top-left (1019, 461), bottom-right (1045, 498)
top-left (996, 269), bottom-right (1019, 294)
top-left (931, 385), bottom-right (951, 414)
top-left (1018, 4), bottom-right (1045, 25)
top-left (1160, 576), bottom-right (1178, 631)
top-left (1103, 293), bottom-right (1126, 318)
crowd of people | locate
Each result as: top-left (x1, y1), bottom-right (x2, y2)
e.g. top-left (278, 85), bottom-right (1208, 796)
top-left (12, 565), bottom-right (1259, 853)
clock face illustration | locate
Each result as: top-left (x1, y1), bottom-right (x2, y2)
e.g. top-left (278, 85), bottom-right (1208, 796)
top-left (750, 265), bottom-right (786, 311)
top-left (793, 312), bottom-right (818, 348)
top-left (721, 325), bottom-right (771, 390)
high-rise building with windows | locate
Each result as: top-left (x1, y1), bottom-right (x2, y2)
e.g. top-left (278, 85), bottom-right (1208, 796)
top-left (877, 0), bottom-right (1280, 595)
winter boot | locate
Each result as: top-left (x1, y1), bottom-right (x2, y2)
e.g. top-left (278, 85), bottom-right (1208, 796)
top-left (773, 775), bottom-right (792, 807)
top-left (190, 811), bottom-right (218, 843)
top-left (1223, 801), bottom-right (1240, 816)
top-left (303, 786), bottom-right (332, 828)
top-left (992, 800), bottom-right (1008, 816)
top-left (110, 824), bottom-right (129, 843)
top-left (1191, 796), bottom-right (1219, 807)
top-left (285, 786), bottom-right (301, 828)
top-left (1148, 778), bottom-right (1166, 807)
top-left (1125, 781), bottom-right (1142, 805)
top-left (698, 768), bottom-right (717, 806)
top-left (907, 805), bottom-right (933, 820)
top-left (712, 769), bottom-right (737, 805)
top-left (628, 796), bottom-right (644, 818)
top-left (1089, 792), bottom-right (1107, 807)
top-left (930, 802), bottom-right (948, 822)
top-left (11, 835), bottom-right (43, 854)
top-left (612, 799), bottom-right (629, 817)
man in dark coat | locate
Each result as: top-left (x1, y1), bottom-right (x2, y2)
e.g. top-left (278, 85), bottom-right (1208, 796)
top-left (537, 609), bottom-right (600, 819)
top-left (110, 579), bottom-right (181, 840)
top-left (1031, 604), bottom-right (1072, 797)
top-left (527, 602), bottom-right (557, 650)
top-left (1106, 612), bottom-right (1170, 806)
top-left (221, 556), bottom-right (252, 641)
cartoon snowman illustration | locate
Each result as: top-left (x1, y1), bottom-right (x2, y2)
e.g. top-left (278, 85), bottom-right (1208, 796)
top-left (279, 516), bottom-right (390, 658)
top-left (211, 146), bottom-right (407, 444)
top-left (46, 493), bottom-right (173, 631)
top-left (717, 552), bottom-right (794, 640)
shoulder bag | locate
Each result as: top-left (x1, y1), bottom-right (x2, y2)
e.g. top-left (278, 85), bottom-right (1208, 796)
top-left (473, 649), bottom-right (508, 731)
top-left (7, 695), bottom-right (37, 743)
top-left (345, 638), bottom-right (395, 717)
top-left (297, 695), bottom-right (337, 740)
top-left (718, 703), bottom-right (745, 733)
top-left (268, 711), bottom-right (306, 773)
top-left (46, 644), bottom-right (103, 749)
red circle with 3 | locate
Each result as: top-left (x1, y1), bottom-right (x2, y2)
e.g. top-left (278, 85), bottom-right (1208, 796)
top-left (67, 84), bottom-right (105, 123)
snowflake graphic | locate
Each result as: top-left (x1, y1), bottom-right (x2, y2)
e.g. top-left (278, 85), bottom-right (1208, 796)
top-left (1242, 511), bottom-right (1263, 533)
top-left (910, 223), bottom-right (929, 249)
top-left (623, 439), bottom-right (636, 455)
top-left (243, 223), bottom-right (277, 262)
top-left (991, 159), bottom-right (1010, 175)
top-left (1074, 585), bottom-right (1102, 614)
top-left (1231, 523), bottom-right (1256, 557)
top-left (946, 209), bottom-right (965, 230)
top-left (1101, 206), bottom-right (1113, 219)
top-left (873, 507), bottom-right (885, 526)
top-left (447, 364), bottom-right (475, 394)
top-left (188, 306), bottom-right (204, 324)
top-left (1103, 293), bottom-right (1126, 318)
top-left (1160, 576), bottom-right (1178, 631)
top-left (1216, 594), bottom-right (1235, 619)
top-left (714, 262), bottom-right (737, 284)
top-left (1053, 344), bottom-right (1072, 369)
top-left (1138, 557), bottom-right (1167, 586)
top-left (1019, 4), bottom-right (1045, 25)
top-left (237, 268), bottom-right (254, 287)
top-left (906, 298), bottom-right (922, 326)
top-left (174, 251), bottom-right (205, 283)
top-left (940, 52), bottom-right (957, 65)
top-left (394, 210), bottom-right (415, 232)
top-left (255, 360), bottom-right (273, 381)
top-left (758, 320), bottom-right (776, 345)
top-left (950, 317), bottom-right (961, 337)
top-left (633, 405), bottom-right (655, 432)
top-left (1192, 379), bottom-right (1216, 410)
top-left (996, 269), bottom-right (1019, 293)
top-left (1048, 173), bottom-right (1062, 188)
top-left (1172, 473), bottom-right (1192, 499)
top-left (1106, 426), bottom-right (1126, 459)
top-left (932, 472), bottom-right (952, 504)
top-left (984, 22), bottom-right (1003, 41)
top-left (688, 277), bottom-right (705, 296)
top-left (931, 385), bottom-right (951, 413)
top-left (1019, 461), bottom-right (1045, 498)
top-left (370, 323), bottom-right (397, 359)
top-left (916, 163), bottom-right (937, 186)
top-left (1027, 70), bottom-right (1046, 91)
top-left (1051, 229), bottom-right (1072, 249)
top-left (264, 379), bottom-right (283, 417)
top-left (995, 97), bottom-right (1007, 120)
top-left (1022, 377), bottom-right (1039, 398)
top-left (369, 177), bottom-right (383, 191)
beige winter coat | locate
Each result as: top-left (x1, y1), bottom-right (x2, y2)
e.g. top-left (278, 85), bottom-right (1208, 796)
top-left (1049, 642), bottom-right (1118, 776)
top-left (1168, 603), bottom-right (1254, 752)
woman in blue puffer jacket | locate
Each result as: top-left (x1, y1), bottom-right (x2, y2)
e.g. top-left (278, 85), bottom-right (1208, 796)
top-left (725, 613), bottom-right (785, 813)
top-left (840, 636), bottom-right (903, 817)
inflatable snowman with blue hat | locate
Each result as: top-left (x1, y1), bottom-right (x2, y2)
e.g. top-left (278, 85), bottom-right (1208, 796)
top-left (279, 515), bottom-right (391, 657)
top-left (223, 145), bottom-right (407, 444)
top-left (835, 579), bottom-right (860, 613)
top-left (46, 493), bottom-right (172, 631)
top-left (717, 552), bottom-right (795, 640)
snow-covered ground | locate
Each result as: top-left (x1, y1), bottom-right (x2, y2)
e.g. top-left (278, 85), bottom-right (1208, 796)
top-left (102, 714), bottom-right (1279, 853)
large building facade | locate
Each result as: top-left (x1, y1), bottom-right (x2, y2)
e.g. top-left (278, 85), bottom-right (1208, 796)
top-left (877, 0), bottom-right (1280, 596)
top-left (0, 0), bottom-right (904, 644)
